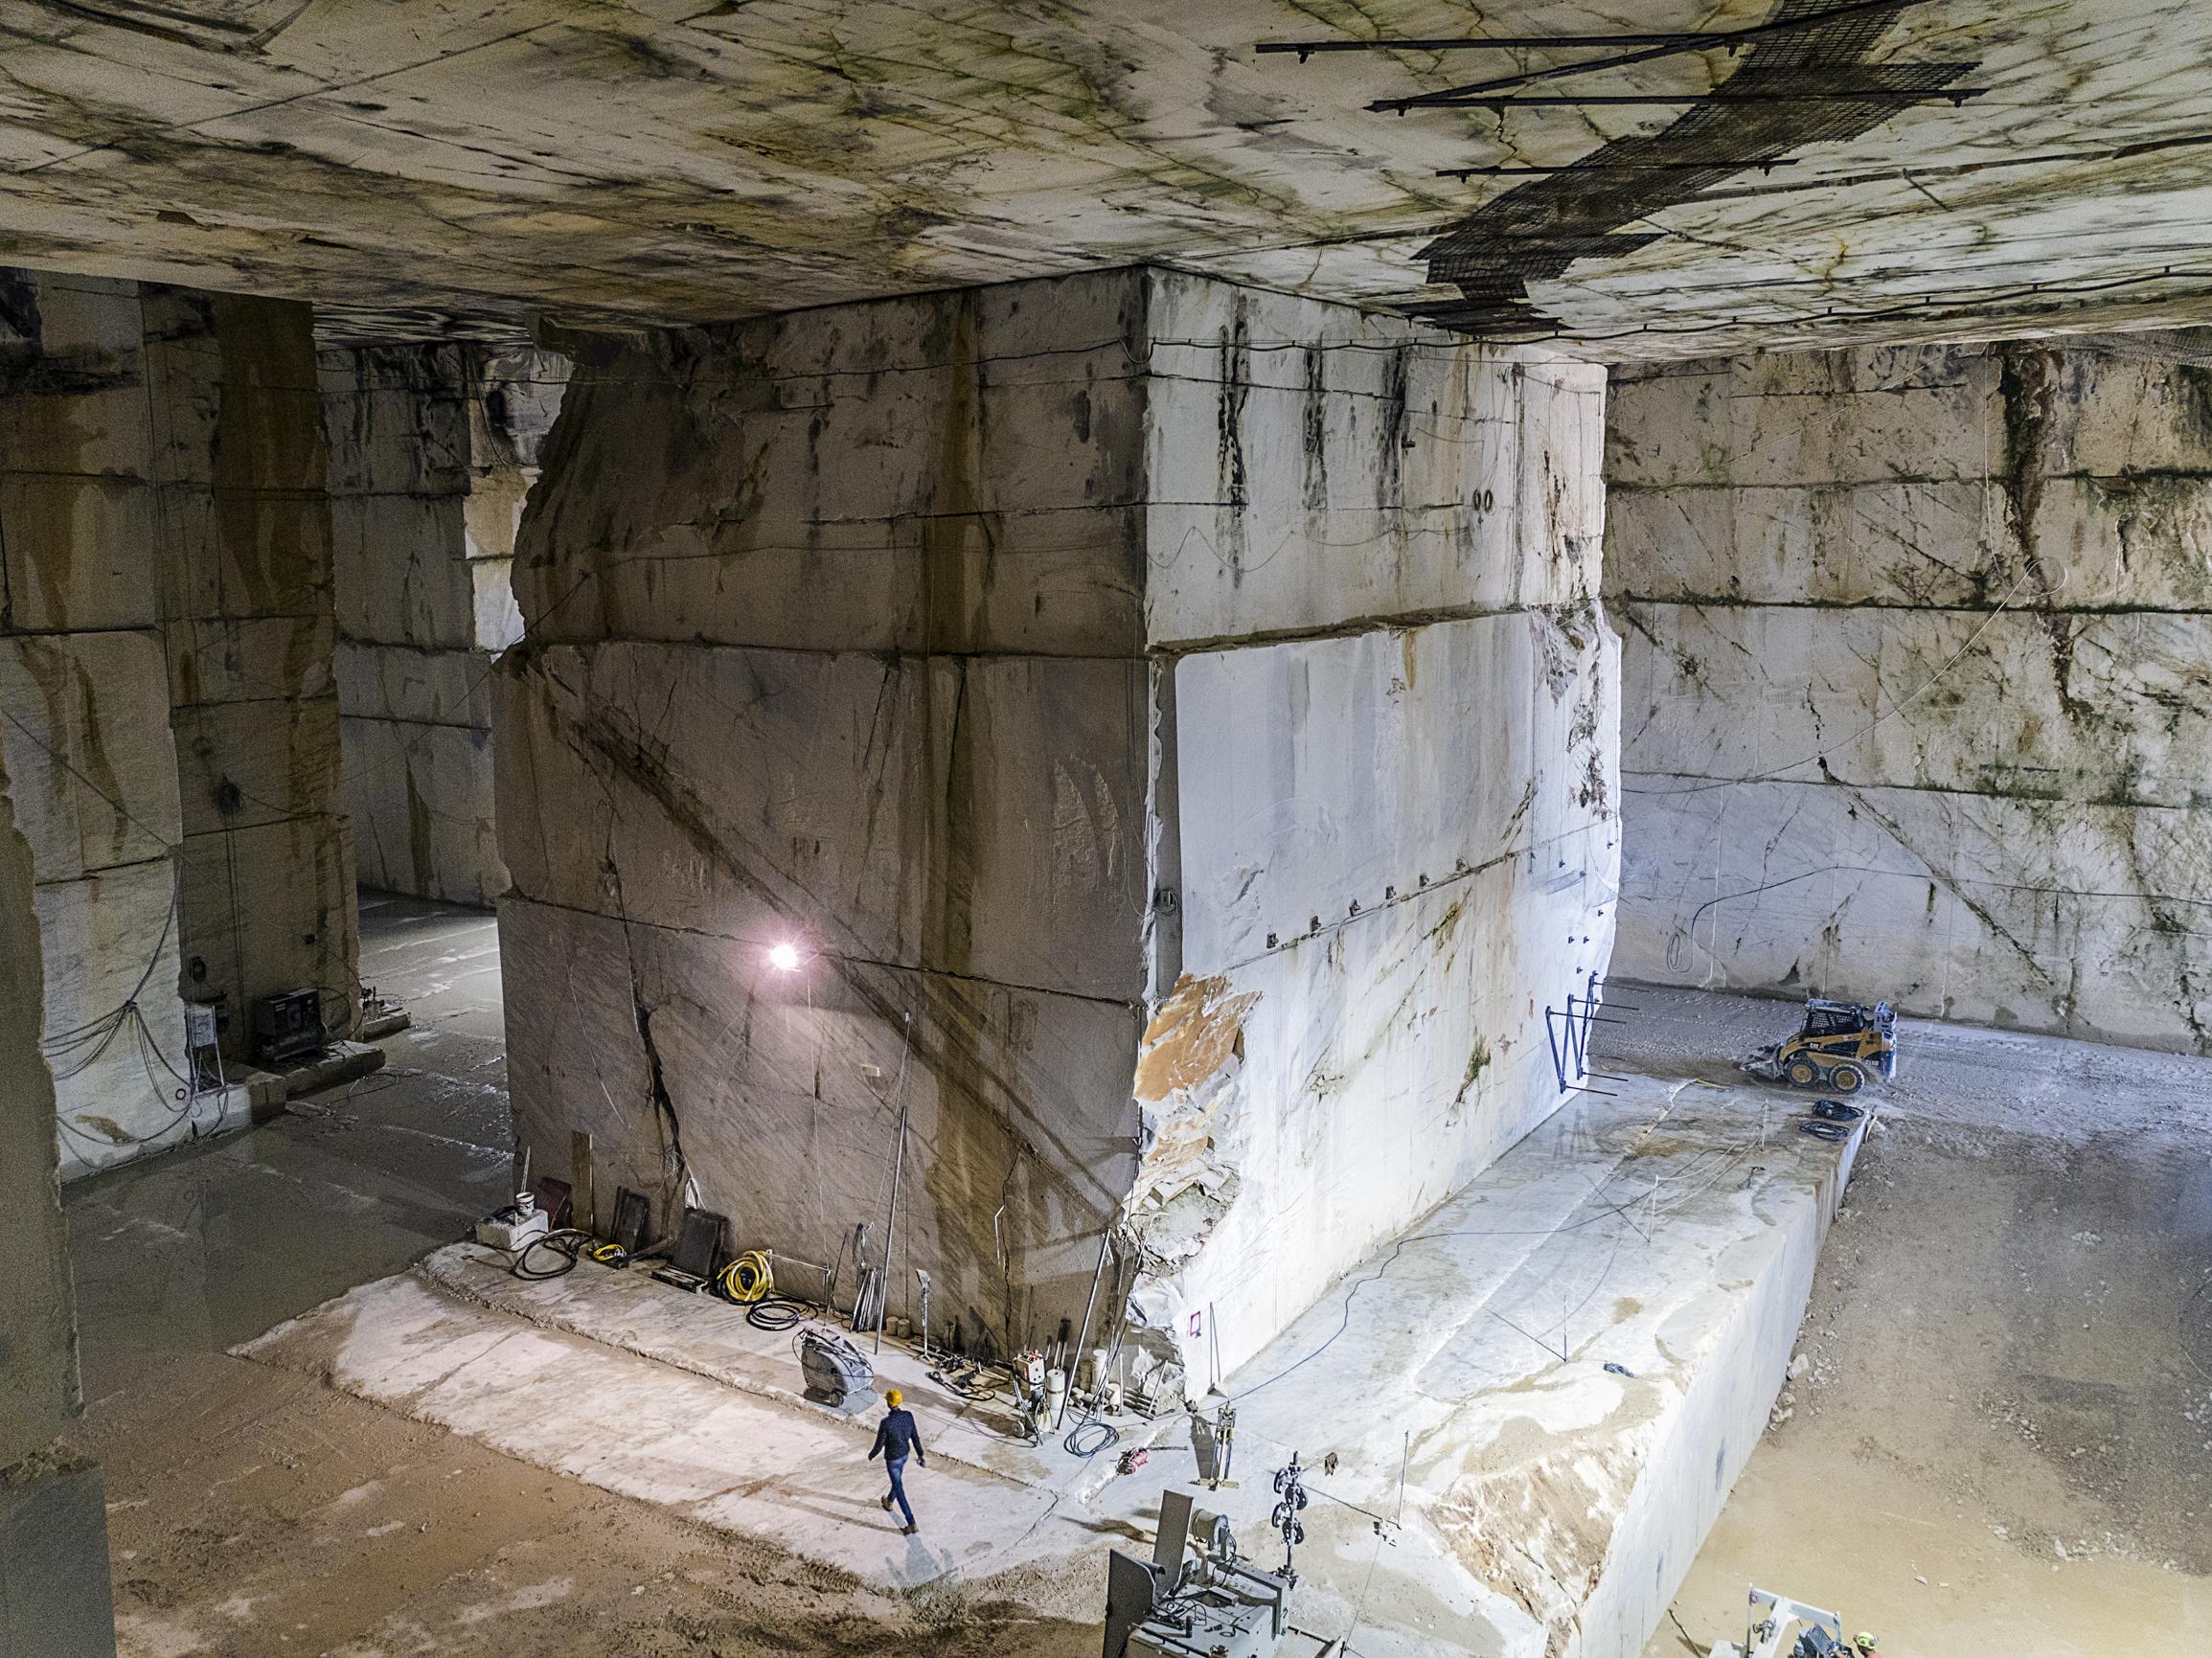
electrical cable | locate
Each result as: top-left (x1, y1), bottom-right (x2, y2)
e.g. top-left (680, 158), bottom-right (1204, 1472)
top-left (929, 1363), bottom-right (1007, 1401)
top-left (745, 1295), bottom-right (809, 1331)
top-left (508, 1227), bottom-right (603, 1280)
top-left (1063, 1414), bottom-right (1121, 1459)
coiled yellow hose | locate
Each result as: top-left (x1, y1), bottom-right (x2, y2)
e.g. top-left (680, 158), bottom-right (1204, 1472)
top-left (718, 1249), bottom-right (773, 1303)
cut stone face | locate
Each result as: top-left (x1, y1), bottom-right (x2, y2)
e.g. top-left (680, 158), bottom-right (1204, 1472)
top-left (497, 266), bottom-right (1619, 1382)
top-left (325, 343), bottom-right (568, 907)
top-left (1607, 340), bottom-right (2212, 1050)
top-left (0, 267), bottom-right (357, 1170)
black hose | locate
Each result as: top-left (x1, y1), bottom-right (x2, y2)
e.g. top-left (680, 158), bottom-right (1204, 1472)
top-left (929, 1366), bottom-right (1003, 1401)
top-left (746, 1295), bottom-right (808, 1330)
top-left (511, 1229), bottom-right (591, 1281)
top-left (1064, 1415), bottom-right (1120, 1458)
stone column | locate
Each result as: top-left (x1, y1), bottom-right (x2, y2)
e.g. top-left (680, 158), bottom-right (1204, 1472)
top-left (0, 734), bottom-right (117, 1654)
top-left (148, 287), bottom-right (358, 1061)
top-left (0, 268), bottom-right (356, 1173)
top-left (497, 269), bottom-right (1616, 1387)
top-left (325, 344), bottom-right (565, 907)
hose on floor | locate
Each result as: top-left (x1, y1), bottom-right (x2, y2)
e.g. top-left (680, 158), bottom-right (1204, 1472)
top-left (510, 1228), bottom-right (604, 1281)
top-left (1063, 1414), bottom-right (1120, 1459)
top-left (716, 1250), bottom-right (774, 1303)
top-left (745, 1296), bottom-right (809, 1331)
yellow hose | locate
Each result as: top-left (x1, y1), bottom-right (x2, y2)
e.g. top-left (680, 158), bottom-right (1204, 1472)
top-left (718, 1249), bottom-right (773, 1303)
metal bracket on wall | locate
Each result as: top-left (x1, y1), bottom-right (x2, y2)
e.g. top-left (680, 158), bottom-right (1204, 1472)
top-left (1544, 969), bottom-right (1637, 1096)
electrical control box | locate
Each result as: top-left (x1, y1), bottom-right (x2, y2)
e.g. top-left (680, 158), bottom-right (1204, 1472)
top-left (184, 1003), bottom-right (221, 1050)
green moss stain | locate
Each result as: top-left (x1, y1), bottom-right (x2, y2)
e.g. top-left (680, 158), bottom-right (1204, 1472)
top-left (1455, 1035), bottom-right (1492, 1106)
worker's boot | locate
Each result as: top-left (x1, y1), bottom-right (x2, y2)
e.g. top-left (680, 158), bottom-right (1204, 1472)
top-left (901, 1522), bottom-right (918, 1535)
top-left (880, 1494), bottom-right (894, 1512)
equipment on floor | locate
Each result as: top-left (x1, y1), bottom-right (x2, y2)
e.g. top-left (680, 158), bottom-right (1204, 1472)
top-left (651, 1206), bottom-right (730, 1293)
top-left (1708, 1585), bottom-right (1848, 1658)
top-left (475, 1189), bottom-right (550, 1251)
top-left (1743, 998), bottom-right (1898, 1094)
top-left (1103, 1487), bottom-right (1292, 1658)
top-left (533, 1175), bottom-right (574, 1231)
top-left (1009, 1348), bottom-right (1051, 1444)
top-left (797, 1325), bottom-right (875, 1409)
top-left (251, 987), bottom-right (326, 1067)
top-left (1193, 1398), bottom-right (1237, 1488)
top-left (609, 1186), bottom-right (652, 1257)
top-left (1268, 1452), bottom-right (1308, 1584)
top-left (183, 1000), bottom-right (225, 1089)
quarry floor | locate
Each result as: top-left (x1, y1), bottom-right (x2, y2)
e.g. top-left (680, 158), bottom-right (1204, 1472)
top-left (1610, 989), bottom-right (2212, 1658)
top-left (55, 900), bottom-right (2212, 1658)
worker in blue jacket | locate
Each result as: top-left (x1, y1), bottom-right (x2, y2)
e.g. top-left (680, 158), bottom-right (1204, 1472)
top-left (869, 1387), bottom-right (924, 1533)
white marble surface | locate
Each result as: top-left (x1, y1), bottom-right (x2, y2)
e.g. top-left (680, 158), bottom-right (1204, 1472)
top-left (1608, 337), bottom-right (2212, 1050)
top-left (1, 5), bottom-right (2211, 353)
top-left (497, 269), bottom-right (1622, 1391)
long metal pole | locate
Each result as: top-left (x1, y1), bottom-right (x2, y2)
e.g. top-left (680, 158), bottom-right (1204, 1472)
top-left (1060, 1230), bottom-right (1113, 1429)
top-left (875, 1013), bottom-right (914, 1355)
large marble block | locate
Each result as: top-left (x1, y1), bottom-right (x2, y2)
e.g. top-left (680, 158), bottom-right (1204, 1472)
top-left (500, 268), bottom-right (1619, 1379)
top-left (37, 859), bottom-right (194, 1178)
top-left (326, 341), bottom-right (570, 907)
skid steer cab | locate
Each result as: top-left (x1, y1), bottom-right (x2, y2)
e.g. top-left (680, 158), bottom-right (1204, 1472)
top-left (1744, 998), bottom-right (1898, 1095)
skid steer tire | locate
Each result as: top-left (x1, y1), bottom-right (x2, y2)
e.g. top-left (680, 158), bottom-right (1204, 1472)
top-left (1785, 1057), bottom-right (1820, 1088)
top-left (1830, 1063), bottom-right (1865, 1095)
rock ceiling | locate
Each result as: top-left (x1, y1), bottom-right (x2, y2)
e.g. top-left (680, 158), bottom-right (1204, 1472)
top-left (0, 0), bottom-right (2208, 352)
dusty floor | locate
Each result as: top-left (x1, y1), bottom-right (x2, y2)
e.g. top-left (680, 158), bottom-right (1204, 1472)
top-left (59, 912), bottom-right (2212, 1656)
top-left (67, 894), bottom-right (1089, 1658)
top-left (1610, 988), bottom-right (2212, 1658)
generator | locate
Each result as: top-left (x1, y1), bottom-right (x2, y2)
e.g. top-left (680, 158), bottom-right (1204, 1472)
top-left (1104, 1489), bottom-right (1291, 1658)
top-left (251, 987), bottom-right (326, 1067)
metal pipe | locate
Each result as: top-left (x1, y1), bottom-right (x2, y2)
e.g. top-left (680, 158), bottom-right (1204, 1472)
top-left (1439, 160), bottom-right (1795, 177)
top-left (1060, 1230), bottom-right (1113, 1429)
top-left (874, 1013), bottom-right (914, 1354)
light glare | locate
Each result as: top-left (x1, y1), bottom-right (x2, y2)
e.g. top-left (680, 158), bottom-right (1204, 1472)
top-left (768, 942), bottom-right (801, 972)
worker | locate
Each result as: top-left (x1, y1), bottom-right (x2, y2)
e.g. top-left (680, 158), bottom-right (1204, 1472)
top-left (869, 1386), bottom-right (925, 1534)
top-left (1854, 1636), bottom-right (1881, 1655)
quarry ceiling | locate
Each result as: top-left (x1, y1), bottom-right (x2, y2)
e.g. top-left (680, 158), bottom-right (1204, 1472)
top-left (0, 0), bottom-right (2208, 352)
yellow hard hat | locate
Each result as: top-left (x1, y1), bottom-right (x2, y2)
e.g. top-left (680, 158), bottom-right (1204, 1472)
top-left (885, 1387), bottom-right (903, 1407)
top-left (1855, 1637), bottom-right (1878, 1652)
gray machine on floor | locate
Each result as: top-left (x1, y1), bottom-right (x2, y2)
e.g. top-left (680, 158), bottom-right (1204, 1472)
top-left (1104, 1488), bottom-right (1291, 1658)
top-left (1709, 1586), bottom-right (1850, 1657)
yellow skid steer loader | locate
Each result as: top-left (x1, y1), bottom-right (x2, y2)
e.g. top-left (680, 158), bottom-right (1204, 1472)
top-left (1743, 998), bottom-right (1898, 1095)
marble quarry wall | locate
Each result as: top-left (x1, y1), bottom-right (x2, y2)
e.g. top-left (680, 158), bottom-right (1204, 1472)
top-left (0, 268), bottom-right (357, 1175)
top-left (498, 268), bottom-right (1617, 1390)
top-left (1607, 338), bottom-right (2212, 1052)
top-left (325, 344), bottom-right (565, 907)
